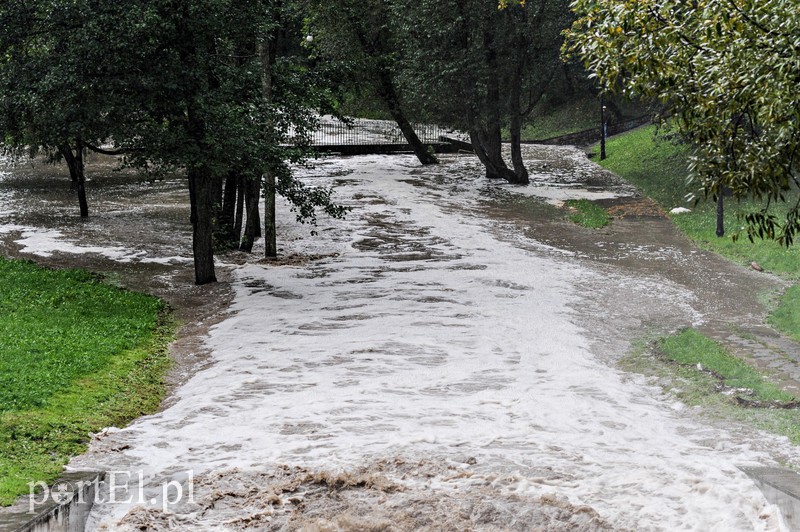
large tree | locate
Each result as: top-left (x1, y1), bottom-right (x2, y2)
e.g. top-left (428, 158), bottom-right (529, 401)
top-left (394, 0), bottom-right (573, 184)
top-left (0, 0), bottom-right (148, 217)
top-left (303, 0), bottom-right (439, 166)
top-left (121, 0), bottom-right (347, 283)
top-left (566, 0), bottom-right (800, 244)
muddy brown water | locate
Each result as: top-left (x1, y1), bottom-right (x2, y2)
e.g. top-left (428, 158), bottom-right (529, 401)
top-left (481, 193), bottom-right (800, 394)
top-left (407, 146), bottom-right (799, 393)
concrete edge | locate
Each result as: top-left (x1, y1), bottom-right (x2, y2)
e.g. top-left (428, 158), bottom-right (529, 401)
top-left (741, 466), bottom-right (800, 530)
top-left (0, 471), bottom-right (104, 532)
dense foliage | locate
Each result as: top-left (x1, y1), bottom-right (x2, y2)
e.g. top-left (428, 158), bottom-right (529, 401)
top-left (598, 126), bottom-right (800, 277)
top-left (393, 0), bottom-right (573, 183)
top-left (302, 0), bottom-right (575, 183)
top-left (0, 0), bottom-right (346, 283)
top-left (566, 0), bottom-right (800, 244)
top-left (303, 0), bottom-right (439, 165)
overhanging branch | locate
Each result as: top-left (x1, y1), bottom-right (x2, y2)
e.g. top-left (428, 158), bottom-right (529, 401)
top-left (84, 144), bottom-right (142, 156)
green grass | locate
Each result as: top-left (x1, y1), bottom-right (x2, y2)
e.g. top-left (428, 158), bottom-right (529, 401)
top-left (659, 329), bottom-right (795, 403)
top-left (0, 257), bottom-right (172, 505)
top-left (596, 125), bottom-right (800, 343)
top-left (600, 125), bottom-right (800, 442)
top-left (593, 126), bottom-right (692, 206)
top-left (564, 199), bottom-right (611, 228)
top-left (517, 95), bottom-right (647, 141)
top-left (519, 97), bottom-right (602, 140)
top-left (595, 125), bottom-right (800, 280)
top-left (622, 330), bottom-right (800, 444)
top-left (768, 285), bottom-right (800, 342)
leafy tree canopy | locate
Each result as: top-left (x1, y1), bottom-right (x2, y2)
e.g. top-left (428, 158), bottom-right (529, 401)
top-left (393, 0), bottom-right (573, 183)
top-left (1, 0), bottom-right (347, 283)
top-left (565, 0), bottom-right (800, 244)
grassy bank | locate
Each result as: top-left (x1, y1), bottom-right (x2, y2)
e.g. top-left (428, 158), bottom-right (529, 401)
top-left (595, 125), bottom-right (800, 280)
top-left (518, 95), bottom-right (647, 141)
top-left (0, 257), bottom-right (172, 505)
top-left (520, 97), bottom-right (602, 140)
top-left (623, 330), bottom-right (800, 444)
top-left (599, 125), bottom-right (800, 443)
top-left (596, 125), bottom-right (800, 341)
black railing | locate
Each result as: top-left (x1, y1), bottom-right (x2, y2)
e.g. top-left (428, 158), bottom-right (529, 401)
top-left (311, 117), bottom-right (450, 146)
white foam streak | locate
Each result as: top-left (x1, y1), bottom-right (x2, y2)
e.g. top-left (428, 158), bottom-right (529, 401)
top-left (0, 224), bottom-right (190, 264)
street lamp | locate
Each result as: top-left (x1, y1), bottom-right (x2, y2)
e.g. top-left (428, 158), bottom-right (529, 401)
top-left (600, 96), bottom-right (607, 160)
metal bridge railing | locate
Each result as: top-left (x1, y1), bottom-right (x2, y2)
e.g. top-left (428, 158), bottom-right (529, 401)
top-left (311, 116), bottom-right (451, 146)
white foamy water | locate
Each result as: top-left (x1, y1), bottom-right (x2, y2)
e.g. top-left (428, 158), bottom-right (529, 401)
top-left (66, 152), bottom-right (798, 530)
top-left (0, 224), bottom-right (190, 264)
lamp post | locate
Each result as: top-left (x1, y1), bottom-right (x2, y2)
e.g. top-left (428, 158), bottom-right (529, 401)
top-left (600, 95), bottom-right (607, 160)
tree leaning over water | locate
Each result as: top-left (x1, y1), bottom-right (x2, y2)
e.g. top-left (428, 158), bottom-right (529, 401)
top-left (565, 0), bottom-right (800, 245)
top-left (302, 0), bottom-right (439, 166)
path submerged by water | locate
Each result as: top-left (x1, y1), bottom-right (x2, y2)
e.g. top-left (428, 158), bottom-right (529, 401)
top-left (1, 148), bottom-right (797, 530)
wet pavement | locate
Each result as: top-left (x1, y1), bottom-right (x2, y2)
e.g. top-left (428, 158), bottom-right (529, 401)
top-left (0, 146), bottom-right (799, 530)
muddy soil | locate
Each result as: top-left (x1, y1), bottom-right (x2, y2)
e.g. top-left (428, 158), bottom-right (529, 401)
top-left (481, 191), bottom-right (800, 394)
top-left (407, 145), bottom-right (798, 390)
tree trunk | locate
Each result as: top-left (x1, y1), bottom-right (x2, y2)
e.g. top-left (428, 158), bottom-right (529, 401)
top-left (376, 68), bottom-right (438, 166)
top-left (216, 171), bottom-right (239, 249)
top-left (469, 129), bottom-right (498, 177)
top-left (464, 26), bottom-right (517, 182)
top-left (240, 176), bottom-right (261, 252)
top-left (189, 166), bottom-right (217, 285)
top-left (479, 27), bottom-right (515, 181)
top-left (468, 124), bottom-right (516, 181)
top-left (60, 141), bottom-right (89, 217)
top-left (716, 191), bottom-right (725, 237)
top-left (186, 99), bottom-right (216, 284)
top-left (259, 38), bottom-right (278, 257)
top-left (347, 15), bottom-right (437, 167)
top-left (482, 121), bottom-right (508, 179)
top-left (509, 114), bottom-right (529, 185)
top-left (263, 172), bottom-right (277, 257)
top-left (507, 17), bottom-right (529, 186)
top-left (233, 173), bottom-right (245, 243)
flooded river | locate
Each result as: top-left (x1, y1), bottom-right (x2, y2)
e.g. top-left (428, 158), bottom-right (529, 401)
top-left (1, 147), bottom-right (797, 530)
